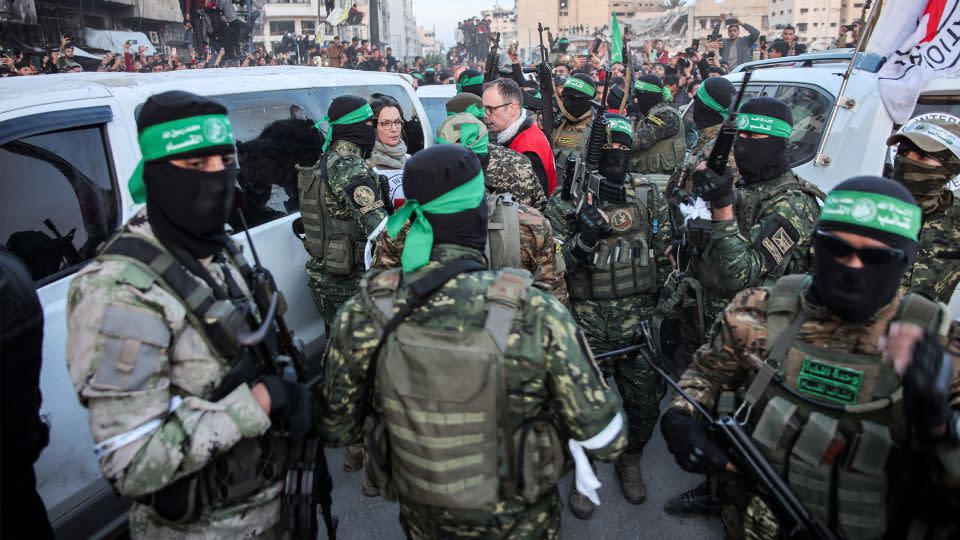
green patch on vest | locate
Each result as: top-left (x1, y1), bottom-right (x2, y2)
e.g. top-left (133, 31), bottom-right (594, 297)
top-left (795, 358), bottom-right (863, 405)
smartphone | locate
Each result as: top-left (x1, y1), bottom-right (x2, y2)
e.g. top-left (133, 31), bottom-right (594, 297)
top-left (708, 34), bottom-right (721, 42)
top-left (758, 36), bottom-right (766, 47)
top-left (590, 37), bottom-right (601, 54)
top-left (692, 38), bottom-right (700, 50)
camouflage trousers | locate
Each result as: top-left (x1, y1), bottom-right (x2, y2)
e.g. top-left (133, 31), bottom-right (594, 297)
top-left (306, 256), bottom-right (364, 327)
top-left (398, 490), bottom-right (561, 539)
top-left (571, 294), bottom-right (666, 454)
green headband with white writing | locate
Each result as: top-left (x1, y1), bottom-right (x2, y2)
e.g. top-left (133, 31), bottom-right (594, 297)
top-left (819, 190), bottom-right (922, 240)
top-left (436, 123), bottom-right (489, 156)
top-left (315, 103), bottom-right (374, 152)
top-left (457, 74), bottom-right (484, 92)
top-left (564, 77), bottom-right (596, 97)
top-left (607, 117), bottom-right (633, 140)
top-left (447, 102), bottom-right (486, 119)
top-left (696, 83), bottom-right (728, 113)
top-left (386, 171), bottom-right (486, 272)
top-left (633, 80), bottom-right (662, 94)
top-left (735, 112), bottom-right (792, 138)
top-left (128, 113), bottom-right (235, 204)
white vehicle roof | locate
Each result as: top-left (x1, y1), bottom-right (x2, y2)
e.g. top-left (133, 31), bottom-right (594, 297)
top-left (416, 83), bottom-right (458, 98)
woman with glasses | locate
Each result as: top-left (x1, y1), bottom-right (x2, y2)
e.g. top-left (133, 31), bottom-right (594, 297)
top-left (368, 95), bottom-right (409, 208)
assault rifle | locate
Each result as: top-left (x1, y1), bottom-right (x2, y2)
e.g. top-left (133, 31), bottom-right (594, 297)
top-left (705, 69), bottom-right (752, 176)
top-left (484, 32), bottom-right (501, 82)
top-left (561, 99), bottom-right (607, 214)
top-left (632, 321), bottom-right (840, 540)
top-left (238, 211), bottom-right (338, 540)
top-left (537, 23), bottom-right (555, 137)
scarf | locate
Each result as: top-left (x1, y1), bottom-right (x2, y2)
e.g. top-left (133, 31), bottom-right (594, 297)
top-left (370, 139), bottom-right (408, 169)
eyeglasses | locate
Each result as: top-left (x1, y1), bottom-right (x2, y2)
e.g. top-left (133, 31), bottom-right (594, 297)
top-left (484, 102), bottom-right (512, 114)
top-left (378, 120), bottom-right (404, 130)
top-left (815, 231), bottom-right (906, 265)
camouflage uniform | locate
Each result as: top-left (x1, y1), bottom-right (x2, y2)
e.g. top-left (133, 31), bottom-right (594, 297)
top-left (672, 283), bottom-right (960, 539)
top-left (901, 194), bottom-right (960, 303)
top-left (545, 174), bottom-right (672, 455)
top-left (317, 244), bottom-right (626, 539)
top-left (66, 210), bottom-right (281, 539)
top-left (550, 113), bottom-right (591, 191)
top-left (630, 101), bottom-right (686, 176)
top-left (372, 199), bottom-right (569, 306)
top-left (487, 144), bottom-right (547, 211)
top-left (299, 139), bottom-right (388, 326)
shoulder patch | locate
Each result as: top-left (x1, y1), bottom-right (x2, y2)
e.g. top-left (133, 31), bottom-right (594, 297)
top-left (346, 175), bottom-right (384, 214)
top-left (645, 114), bottom-right (665, 126)
top-left (753, 214), bottom-right (800, 267)
top-left (117, 263), bottom-right (156, 291)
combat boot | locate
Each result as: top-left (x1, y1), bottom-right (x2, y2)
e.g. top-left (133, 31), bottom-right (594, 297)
top-left (343, 442), bottom-right (363, 472)
top-left (663, 480), bottom-right (721, 516)
top-left (614, 452), bottom-right (646, 504)
top-left (361, 466), bottom-right (381, 498)
top-left (568, 484), bottom-right (596, 520)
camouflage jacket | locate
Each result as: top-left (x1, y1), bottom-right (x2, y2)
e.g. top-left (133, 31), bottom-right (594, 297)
top-left (66, 210), bottom-right (280, 537)
top-left (902, 196), bottom-right (960, 303)
top-left (487, 144), bottom-right (548, 211)
top-left (317, 244), bottom-right (625, 532)
top-left (633, 103), bottom-right (681, 151)
top-left (692, 171), bottom-right (821, 319)
top-left (372, 198), bottom-right (570, 307)
top-left (630, 102), bottom-right (685, 175)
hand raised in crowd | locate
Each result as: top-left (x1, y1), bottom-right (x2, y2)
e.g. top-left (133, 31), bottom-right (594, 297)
top-left (883, 323), bottom-right (954, 441)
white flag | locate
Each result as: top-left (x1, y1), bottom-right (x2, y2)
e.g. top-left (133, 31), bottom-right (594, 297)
top-left (867, 0), bottom-right (960, 124)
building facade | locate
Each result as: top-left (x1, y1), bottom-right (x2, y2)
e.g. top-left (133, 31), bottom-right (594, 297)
top-left (686, 0), bottom-right (768, 43)
top-left (515, 0), bottom-right (611, 59)
top-left (387, 0), bottom-right (418, 59)
top-left (258, 0), bottom-right (324, 51)
top-left (417, 25), bottom-right (441, 57)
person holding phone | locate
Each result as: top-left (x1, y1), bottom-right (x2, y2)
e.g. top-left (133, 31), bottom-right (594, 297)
top-left (715, 13), bottom-right (760, 69)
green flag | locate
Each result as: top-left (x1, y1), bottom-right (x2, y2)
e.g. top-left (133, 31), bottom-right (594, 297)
top-left (611, 12), bottom-right (623, 64)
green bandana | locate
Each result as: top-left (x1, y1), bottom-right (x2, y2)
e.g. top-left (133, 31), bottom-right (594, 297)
top-left (457, 74), bottom-right (484, 92)
top-left (820, 190), bottom-right (922, 240)
top-left (736, 113), bottom-right (792, 138)
top-left (607, 117), bottom-right (633, 139)
top-left (564, 77), bottom-right (596, 97)
top-left (128, 114), bottom-right (235, 204)
top-left (532, 90), bottom-right (542, 99)
top-left (315, 103), bottom-right (374, 152)
top-left (447, 102), bottom-right (486, 119)
top-left (436, 124), bottom-right (489, 155)
top-left (634, 80), bottom-right (662, 94)
top-left (386, 171), bottom-right (486, 272)
top-left (412, 72), bottom-right (424, 80)
top-left (661, 86), bottom-right (673, 103)
top-left (696, 83), bottom-right (727, 113)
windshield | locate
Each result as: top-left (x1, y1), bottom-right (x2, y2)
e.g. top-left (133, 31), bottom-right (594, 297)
top-left (419, 96), bottom-right (448, 141)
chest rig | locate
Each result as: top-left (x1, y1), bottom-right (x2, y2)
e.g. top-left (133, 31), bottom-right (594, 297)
top-left (569, 180), bottom-right (660, 301)
top-left (98, 232), bottom-right (288, 523)
top-left (358, 266), bottom-right (565, 509)
top-left (298, 151), bottom-right (367, 275)
top-left (630, 104), bottom-right (686, 175)
top-left (552, 115), bottom-right (590, 189)
top-left (733, 275), bottom-right (947, 540)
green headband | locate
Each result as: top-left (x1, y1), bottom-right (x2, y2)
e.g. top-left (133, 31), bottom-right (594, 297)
top-left (436, 124), bottom-right (489, 156)
top-left (661, 87), bottom-right (673, 103)
top-left (128, 114), bottom-right (235, 204)
top-left (633, 80), bottom-right (662, 94)
top-left (315, 103), bottom-right (374, 152)
top-left (696, 84), bottom-right (728, 114)
top-left (447, 102), bottom-right (486, 119)
top-left (736, 112), bottom-right (792, 138)
top-left (819, 190), bottom-right (922, 240)
top-left (457, 74), bottom-right (484, 92)
top-left (564, 77), bottom-right (596, 97)
top-left (386, 171), bottom-right (486, 272)
top-left (412, 72), bottom-right (424, 80)
top-left (607, 117), bottom-right (633, 140)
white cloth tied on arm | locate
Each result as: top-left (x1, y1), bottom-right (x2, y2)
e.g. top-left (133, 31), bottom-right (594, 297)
top-left (567, 412), bottom-right (624, 505)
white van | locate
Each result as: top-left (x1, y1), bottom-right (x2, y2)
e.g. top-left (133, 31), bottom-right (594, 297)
top-left (0, 66), bottom-right (430, 539)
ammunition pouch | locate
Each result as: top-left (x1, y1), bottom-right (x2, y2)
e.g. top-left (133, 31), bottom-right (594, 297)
top-left (363, 414), bottom-right (398, 501)
top-left (630, 105), bottom-right (685, 175)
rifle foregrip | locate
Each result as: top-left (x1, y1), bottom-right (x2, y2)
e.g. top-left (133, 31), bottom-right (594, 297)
top-left (585, 113), bottom-right (607, 168)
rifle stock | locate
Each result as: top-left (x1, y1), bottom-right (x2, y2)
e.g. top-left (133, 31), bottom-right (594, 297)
top-left (633, 321), bottom-right (840, 540)
top-left (484, 32), bottom-right (501, 82)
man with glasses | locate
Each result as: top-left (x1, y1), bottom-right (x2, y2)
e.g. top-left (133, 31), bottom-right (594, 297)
top-left (887, 118), bottom-right (960, 303)
top-left (661, 175), bottom-right (960, 540)
top-left (482, 78), bottom-right (558, 196)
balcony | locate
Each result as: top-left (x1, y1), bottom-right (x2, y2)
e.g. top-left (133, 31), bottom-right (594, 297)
top-left (264, 0), bottom-right (318, 18)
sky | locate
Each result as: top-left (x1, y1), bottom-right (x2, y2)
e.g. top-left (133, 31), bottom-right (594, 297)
top-left (412, 0), bottom-right (516, 47)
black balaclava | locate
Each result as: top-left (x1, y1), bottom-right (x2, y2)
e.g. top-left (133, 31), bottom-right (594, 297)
top-left (138, 91), bottom-right (237, 259)
top-left (560, 73), bottom-right (596, 120)
top-left (734, 97), bottom-right (793, 184)
top-left (810, 176), bottom-right (921, 322)
top-left (328, 95), bottom-right (376, 158)
top-left (605, 77), bottom-right (626, 111)
top-left (634, 74), bottom-right (664, 115)
top-left (403, 145), bottom-right (488, 253)
top-left (598, 113), bottom-right (633, 204)
top-left (457, 68), bottom-right (484, 97)
top-left (692, 77), bottom-right (735, 130)
top-left (522, 80), bottom-right (544, 112)
top-left (891, 140), bottom-right (960, 216)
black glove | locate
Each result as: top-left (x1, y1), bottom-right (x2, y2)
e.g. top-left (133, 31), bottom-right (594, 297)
top-left (903, 333), bottom-right (953, 442)
top-left (660, 408), bottom-right (730, 475)
top-left (259, 375), bottom-right (314, 439)
top-left (575, 203), bottom-right (613, 247)
top-left (692, 167), bottom-right (735, 208)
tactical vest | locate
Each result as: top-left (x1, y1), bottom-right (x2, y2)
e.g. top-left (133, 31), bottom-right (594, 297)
top-left (569, 177), bottom-right (661, 301)
top-left (551, 116), bottom-right (590, 190)
top-left (736, 275), bottom-right (949, 540)
top-left (98, 233), bottom-right (287, 523)
top-left (359, 268), bottom-right (565, 509)
top-left (298, 151), bottom-right (367, 276)
top-left (486, 193), bottom-right (522, 271)
top-left (631, 104), bottom-right (686, 175)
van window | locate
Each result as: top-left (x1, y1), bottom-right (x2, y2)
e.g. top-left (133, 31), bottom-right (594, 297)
top-left (0, 125), bottom-right (118, 284)
top-left (776, 84), bottom-right (831, 166)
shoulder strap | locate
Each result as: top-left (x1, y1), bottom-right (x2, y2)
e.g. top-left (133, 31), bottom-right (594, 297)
top-left (765, 274), bottom-right (812, 363)
top-left (486, 194), bottom-right (522, 271)
top-left (897, 293), bottom-right (948, 337)
top-left (484, 268), bottom-right (533, 352)
top-left (359, 268), bottom-right (403, 326)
